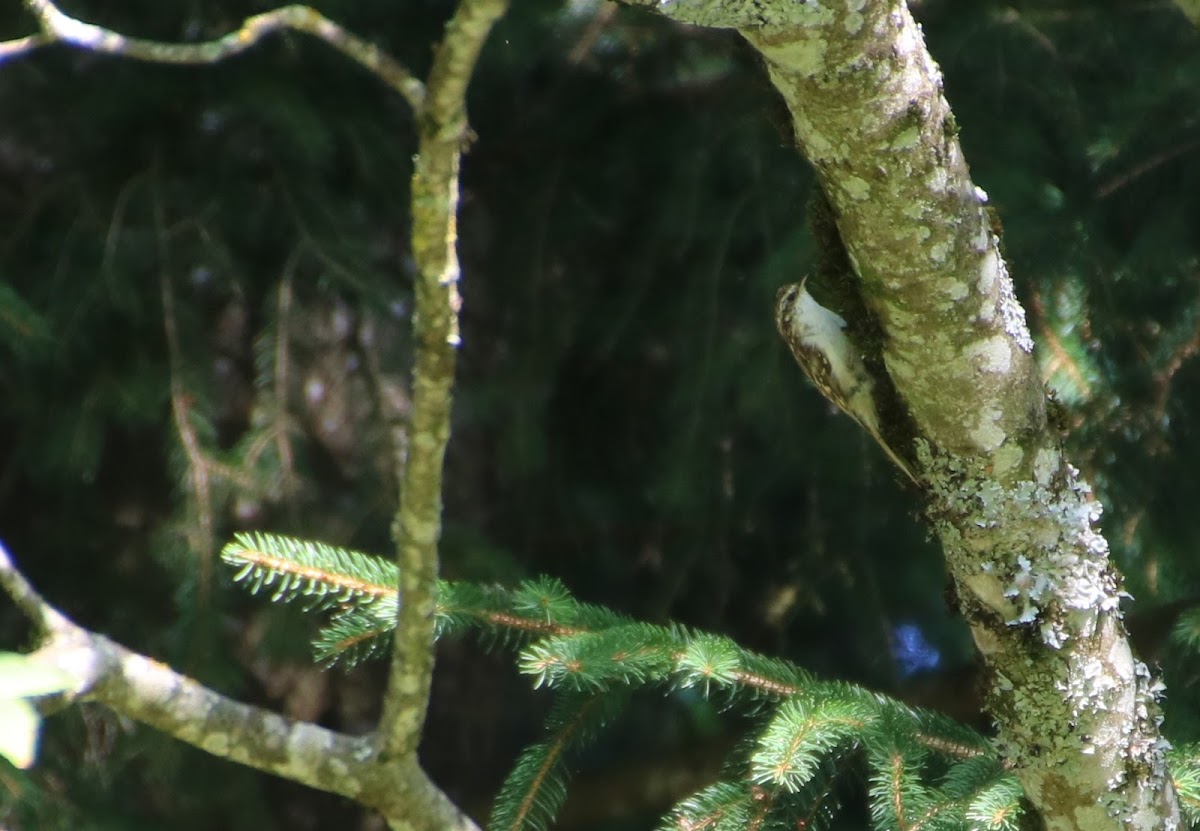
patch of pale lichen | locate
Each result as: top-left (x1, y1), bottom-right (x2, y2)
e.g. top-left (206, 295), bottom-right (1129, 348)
top-left (916, 439), bottom-right (1175, 829)
top-left (917, 439), bottom-right (1119, 642)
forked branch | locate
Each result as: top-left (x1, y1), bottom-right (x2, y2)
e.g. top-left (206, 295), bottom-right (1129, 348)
top-left (0, 0), bottom-right (509, 828)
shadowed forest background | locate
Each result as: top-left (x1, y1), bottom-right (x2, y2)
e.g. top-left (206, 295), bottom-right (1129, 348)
top-left (2, 1), bottom-right (1200, 828)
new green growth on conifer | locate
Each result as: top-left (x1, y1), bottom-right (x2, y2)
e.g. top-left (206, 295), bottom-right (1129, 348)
top-left (220, 532), bottom-right (1200, 831)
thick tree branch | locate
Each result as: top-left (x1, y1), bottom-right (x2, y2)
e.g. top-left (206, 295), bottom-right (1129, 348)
top-left (378, 0), bottom-right (511, 761)
top-left (0, 542), bottom-right (476, 829)
top-left (619, 0), bottom-right (1179, 828)
top-left (3, 2), bottom-right (425, 111)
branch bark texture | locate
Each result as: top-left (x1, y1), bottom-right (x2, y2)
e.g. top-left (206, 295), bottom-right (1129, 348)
top-left (1, 1), bottom-right (509, 828)
top-left (7, 1), bottom-right (425, 109)
top-left (380, 0), bottom-right (511, 760)
top-left (621, 0), bottom-right (1179, 828)
top-left (0, 543), bottom-right (476, 829)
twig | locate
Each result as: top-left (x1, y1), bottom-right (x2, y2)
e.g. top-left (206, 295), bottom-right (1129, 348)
top-left (1151, 315), bottom-right (1200, 428)
top-left (274, 254), bottom-right (301, 505)
top-left (6, 2), bottom-right (425, 112)
top-left (154, 178), bottom-right (217, 605)
top-left (0, 541), bottom-right (69, 637)
top-left (1096, 138), bottom-right (1200, 199)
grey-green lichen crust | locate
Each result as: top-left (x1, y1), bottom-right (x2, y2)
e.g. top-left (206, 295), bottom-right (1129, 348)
top-left (917, 440), bottom-right (1173, 831)
top-left (918, 439), bottom-right (1117, 644)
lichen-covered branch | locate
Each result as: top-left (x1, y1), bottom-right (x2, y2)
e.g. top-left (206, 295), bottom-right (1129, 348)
top-left (619, 0), bottom-right (1179, 828)
top-left (0, 543), bottom-right (477, 831)
top-left (0, 0), bottom-right (511, 827)
top-left (377, 0), bottom-right (511, 760)
top-left (4, 1), bottom-right (425, 111)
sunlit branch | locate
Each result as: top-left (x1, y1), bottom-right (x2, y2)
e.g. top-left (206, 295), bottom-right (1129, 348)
top-left (0, 542), bottom-right (68, 638)
top-left (0, 0), bottom-right (520, 822)
top-left (5, 1), bottom-right (425, 112)
top-left (0, 32), bottom-right (48, 62)
top-left (0, 0), bottom-right (516, 826)
top-left (377, 0), bottom-right (511, 760)
top-left (0, 541), bottom-right (480, 831)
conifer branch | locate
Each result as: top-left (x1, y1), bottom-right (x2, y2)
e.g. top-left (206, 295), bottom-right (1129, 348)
top-left (662, 781), bottom-right (771, 831)
top-left (0, 283), bottom-right (53, 357)
top-left (490, 693), bottom-right (626, 831)
top-left (223, 533), bottom-right (1022, 829)
top-left (244, 287), bottom-right (306, 506)
top-left (155, 185), bottom-right (217, 605)
top-left (271, 265), bottom-right (301, 503)
top-left (5, 1), bottom-right (425, 111)
top-left (222, 534), bottom-right (401, 666)
top-left (313, 609), bottom-right (396, 665)
top-left (752, 698), bottom-right (872, 793)
top-left (664, 781), bottom-right (742, 831)
top-left (1169, 744), bottom-right (1200, 825)
top-left (224, 533), bottom-right (399, 604)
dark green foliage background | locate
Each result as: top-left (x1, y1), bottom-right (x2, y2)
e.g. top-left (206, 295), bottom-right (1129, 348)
top-left (0, 0), bottom-right (1198, 828)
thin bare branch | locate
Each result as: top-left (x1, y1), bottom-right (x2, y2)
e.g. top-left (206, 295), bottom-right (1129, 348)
top-left (154, 179), bottom-right (217, 605)
top-left (377, 0), bottom-right (511, 760)
top-left (8, 1), bottom-right (425, 112)
top-left (274, 254), bottom-right (301, 505)
top-left (0, 542), bottom-right (71, 637)
top-left (1096, 138), bottom-right (1200, 199)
